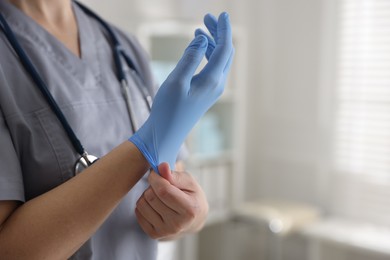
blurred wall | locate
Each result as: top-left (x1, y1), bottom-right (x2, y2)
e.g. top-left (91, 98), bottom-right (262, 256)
top-left (80, 0), bottom-right (239, 31)
top-left (243, 0), bottom-right (328, 208)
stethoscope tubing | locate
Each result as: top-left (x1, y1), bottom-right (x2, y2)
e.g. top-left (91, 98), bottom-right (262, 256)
top-left (75, 1), bottom-right (138, 82)
top-left (76, 1), bottom-right (152, 132)
top-left (0, 12), bottom-right (86, 157)
top-left (0, 1), bottom-right (152, 168)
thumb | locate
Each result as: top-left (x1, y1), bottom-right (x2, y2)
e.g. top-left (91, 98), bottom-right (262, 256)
top-left (158, 163), bottom-right (193, 191)
top-left (158, 162), bottom-right (174, 184)
top-left (170, 35), bottom-right (208, 80)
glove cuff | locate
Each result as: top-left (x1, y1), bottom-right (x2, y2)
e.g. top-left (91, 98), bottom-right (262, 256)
top-left (128, 134), bottom-right (158, 173)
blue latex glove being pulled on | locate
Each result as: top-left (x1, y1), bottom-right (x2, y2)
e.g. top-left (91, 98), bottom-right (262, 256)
top-left (129, 12), bottom-right (234, 172)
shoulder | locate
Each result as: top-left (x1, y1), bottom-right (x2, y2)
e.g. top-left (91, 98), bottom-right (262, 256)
top-left (114, 28), bottom-right (149, 62)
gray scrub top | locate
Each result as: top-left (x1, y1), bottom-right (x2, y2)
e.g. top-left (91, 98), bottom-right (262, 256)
top-left (0, 2), bottom-right (157, 259)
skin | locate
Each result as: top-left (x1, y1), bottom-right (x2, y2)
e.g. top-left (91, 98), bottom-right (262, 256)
top-left (0, 0), bottom-right (208, 258)
top-left (136, 163), bottom-right (208, 240)
top-left (0, 142), bottom-right (150, 259)
top-left (8, 0), bottom-right (81, 57)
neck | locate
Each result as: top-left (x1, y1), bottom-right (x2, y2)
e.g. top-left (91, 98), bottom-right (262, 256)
top-left (8, 0), bottom-right (81, 57)
top-left (8, 0), bottom-right (74, 25)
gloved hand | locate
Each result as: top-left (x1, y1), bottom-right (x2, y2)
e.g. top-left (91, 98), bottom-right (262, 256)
top-left (129, 12), bottom-right (234, 172)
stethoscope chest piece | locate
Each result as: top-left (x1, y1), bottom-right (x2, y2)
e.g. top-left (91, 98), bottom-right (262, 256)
top-left (74, 154), bottom-right (99, 175)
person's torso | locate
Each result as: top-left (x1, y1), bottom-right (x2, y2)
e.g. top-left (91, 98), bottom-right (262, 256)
top-left (0, 2), bottom-right (156, 259)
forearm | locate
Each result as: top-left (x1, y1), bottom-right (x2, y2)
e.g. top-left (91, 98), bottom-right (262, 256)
top-left (0, 141), bottom-right (149, 260)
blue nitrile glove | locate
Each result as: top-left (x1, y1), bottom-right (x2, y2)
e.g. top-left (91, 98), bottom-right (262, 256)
top-left (129, 12), bottom-right (234, 173)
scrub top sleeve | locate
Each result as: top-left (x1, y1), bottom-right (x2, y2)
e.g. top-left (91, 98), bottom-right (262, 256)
top-left (0, 111), bottom-right (25, 202)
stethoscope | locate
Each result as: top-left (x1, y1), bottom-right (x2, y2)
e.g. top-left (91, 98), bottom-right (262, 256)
top-left (0, 1), bottom-right (152, 174)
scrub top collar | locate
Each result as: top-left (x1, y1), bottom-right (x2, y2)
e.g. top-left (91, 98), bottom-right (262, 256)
top-left (0, 1), bottom-right (104, 86)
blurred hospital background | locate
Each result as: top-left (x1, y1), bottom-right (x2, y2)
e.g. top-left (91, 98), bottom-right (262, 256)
top-left (82, 0), bottom-right (390, 259)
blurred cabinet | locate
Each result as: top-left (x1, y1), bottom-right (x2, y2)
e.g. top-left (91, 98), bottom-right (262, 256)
top-left (138, 21), bottom-right (247, 260)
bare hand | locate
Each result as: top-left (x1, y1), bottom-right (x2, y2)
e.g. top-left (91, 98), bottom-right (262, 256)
top-left (135, 163), bottom-right (208, 240)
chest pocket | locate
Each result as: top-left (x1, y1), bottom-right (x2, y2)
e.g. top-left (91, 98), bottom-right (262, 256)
top-left (8, 108), bottom-right (76, 201)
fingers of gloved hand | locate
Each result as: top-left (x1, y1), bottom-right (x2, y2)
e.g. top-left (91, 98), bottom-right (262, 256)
top-left (204, 13), bottom-right (218, 39)
top-left (224, 48), bottom-right (235, 75)
top-left (195, 28), bottom-right (215, 61)
top-left (198, 12), bottom-right (233, 85)
top-left (216, 12), bottom-right (232, 45)
top-left (169, 35), bottom-right (208, 83)
top-left (212, 49), bottom-right (235, 91)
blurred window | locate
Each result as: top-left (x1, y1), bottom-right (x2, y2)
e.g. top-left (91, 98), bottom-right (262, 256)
top-left (332, 0), bottom-right (390, 226)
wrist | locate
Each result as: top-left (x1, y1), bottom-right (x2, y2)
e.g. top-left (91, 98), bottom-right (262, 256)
top-left (126, 141), bottom-right (149, 166)
top-left (128, 132), bottom-right (158, 173)
top-left (107, 141), bottom-right (150, 183)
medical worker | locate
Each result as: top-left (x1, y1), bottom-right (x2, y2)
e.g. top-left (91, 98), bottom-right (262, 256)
top-left (0, 0), bottom-right (234, 259)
